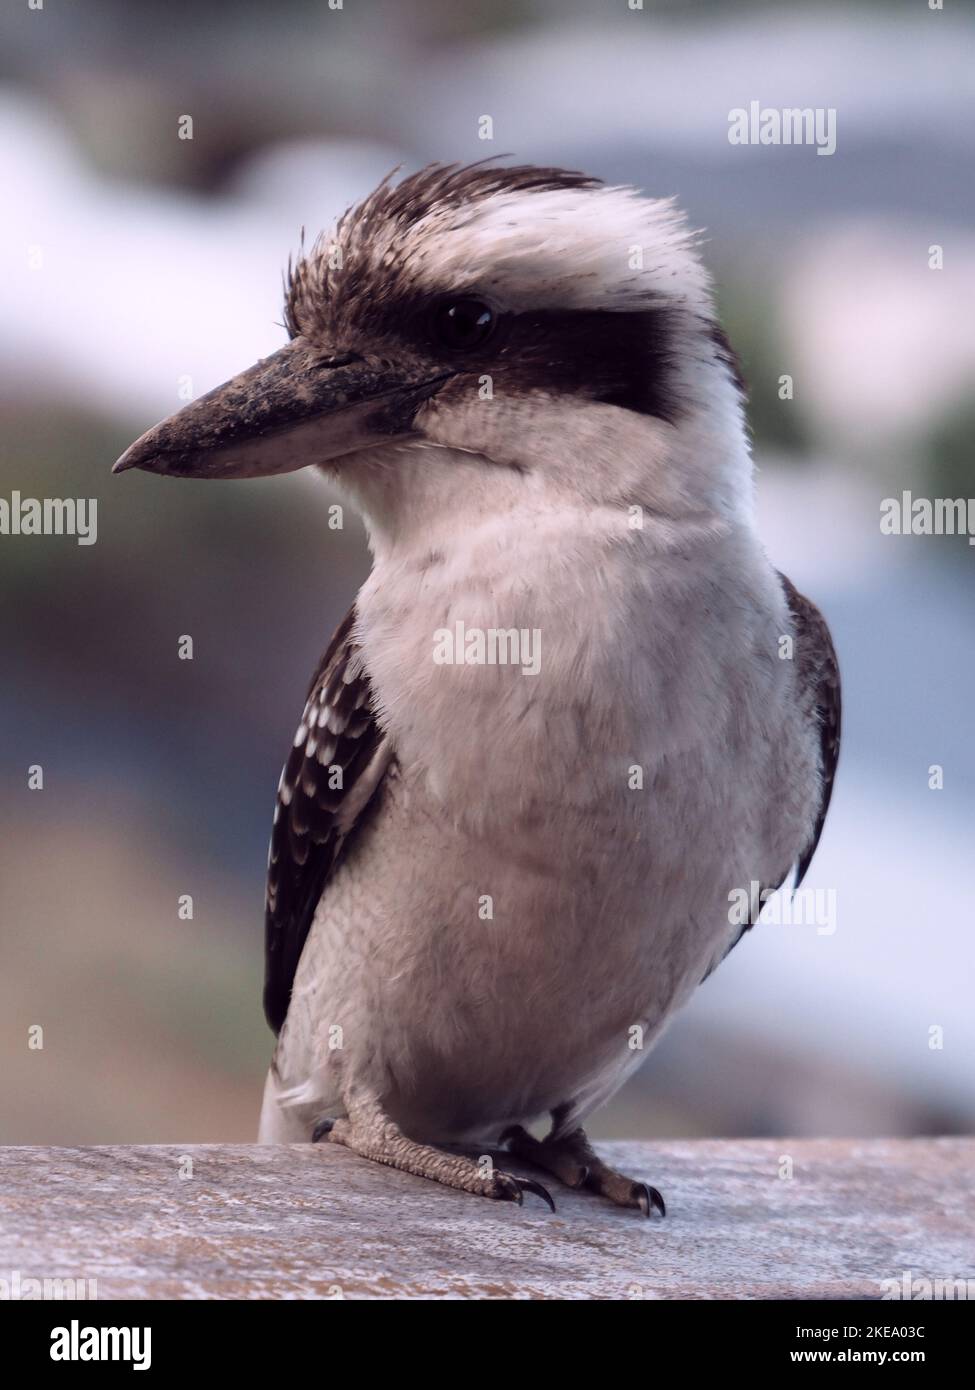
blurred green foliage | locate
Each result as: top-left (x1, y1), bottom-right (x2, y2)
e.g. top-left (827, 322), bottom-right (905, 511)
top-left (924, 395), bottom-right (975, 503)
top-left (714, 281), bottom-right (813, 459)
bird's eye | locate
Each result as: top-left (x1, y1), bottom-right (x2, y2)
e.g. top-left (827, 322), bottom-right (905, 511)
top-left (431, 298), bottom-right (496, 351)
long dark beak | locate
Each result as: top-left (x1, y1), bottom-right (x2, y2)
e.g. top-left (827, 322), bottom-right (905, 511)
top-left (113, 340), bottom-right (451, 478)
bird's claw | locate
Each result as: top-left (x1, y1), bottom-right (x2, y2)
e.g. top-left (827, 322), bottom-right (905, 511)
top-left (495, 1172), bottom-right (556, 1212)
top-left (517, 1176), bottom-right (557, 1212)
top-left (634, 1181), bottom-right (666, 1218)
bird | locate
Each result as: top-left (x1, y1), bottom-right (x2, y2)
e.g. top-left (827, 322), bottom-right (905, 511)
top-left (115, 162), bottom-right (840, 1216)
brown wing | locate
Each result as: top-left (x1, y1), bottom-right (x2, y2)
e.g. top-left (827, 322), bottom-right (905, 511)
top-left (778, 573), bottom-right (841, 889)
top-left (704, 573), bottom-right (841, 979)
top-left (264, 606), bottom-right (389, 1034)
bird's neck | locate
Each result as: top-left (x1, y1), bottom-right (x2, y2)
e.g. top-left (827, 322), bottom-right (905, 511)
top-left (351, 482), bottom-right (762, 832)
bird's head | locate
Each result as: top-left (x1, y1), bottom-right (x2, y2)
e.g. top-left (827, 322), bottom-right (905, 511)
top-left (115, 163), bottom-right (749, 544)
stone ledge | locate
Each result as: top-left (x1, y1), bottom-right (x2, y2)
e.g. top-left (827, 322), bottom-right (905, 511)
top-left (1, 1138), bottom-right (972, 1299)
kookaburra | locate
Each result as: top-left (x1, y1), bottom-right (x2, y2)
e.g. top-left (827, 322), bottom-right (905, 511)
top-left (115, 163), bottom-right (840, 1216)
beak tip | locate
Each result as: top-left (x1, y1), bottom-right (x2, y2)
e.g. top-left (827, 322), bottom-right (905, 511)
top-left (113, 440), bottom-right (154, 474)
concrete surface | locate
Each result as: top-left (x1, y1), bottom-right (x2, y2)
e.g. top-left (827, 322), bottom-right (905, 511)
top-left (1, 1138), bottom-right (972, 1299)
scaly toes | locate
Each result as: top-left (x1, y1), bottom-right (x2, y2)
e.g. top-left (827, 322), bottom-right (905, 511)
top-left (500, 1124), bottom-right (589, 1190)
top-left (311, 1116), bottom-right (555, 1211)
top-left (584, 1167), bottom-right (666, 1218)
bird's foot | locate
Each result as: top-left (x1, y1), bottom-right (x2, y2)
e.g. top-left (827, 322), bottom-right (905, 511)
top-left (501, 1123), bottom-right (665, 1218)
top-left (312, 1103), bottom-right (555, 1211)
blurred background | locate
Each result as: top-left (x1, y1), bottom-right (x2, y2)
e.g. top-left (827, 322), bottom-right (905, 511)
top-left (2, 0), bottom-right (973, 1146)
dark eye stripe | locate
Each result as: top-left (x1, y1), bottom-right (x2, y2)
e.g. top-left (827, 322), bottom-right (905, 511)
top-left (317, 268), bottom-right (692, 424)
top-left (479, 305), bottom-right (684, 423)
top-left (359, 291), bottom-right (684, 422)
